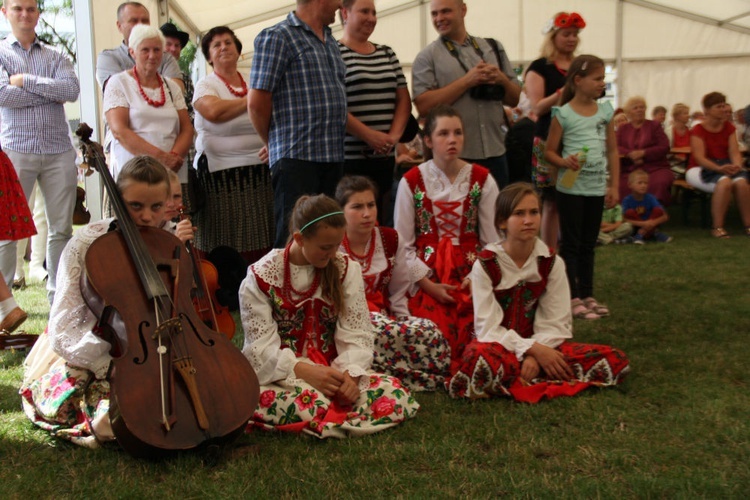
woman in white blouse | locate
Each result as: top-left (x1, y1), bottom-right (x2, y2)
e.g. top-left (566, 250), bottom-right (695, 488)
top-left (192, 26), bottom-right (273, 263)
top-left (103, 24), bottom-right (193, 183)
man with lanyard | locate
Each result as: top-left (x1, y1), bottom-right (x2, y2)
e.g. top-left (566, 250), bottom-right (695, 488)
top-left (248, 0), bottom-right (347, 248)
top-left (96, 2), bottom-right (182, 91)
top-left (412, 0), bottom-right (520, 188)
top-left (0, 0), bottom-right (79, 304)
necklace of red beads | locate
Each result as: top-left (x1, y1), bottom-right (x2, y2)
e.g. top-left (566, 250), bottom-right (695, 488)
top-left (342, 229), bottom-right (376, 274)
top-left (282, 243), bottom-right (321, 305)
top-left (132, 67), bottom-right (166, 108)
top-left (214, 71), bottom-right (248, 98)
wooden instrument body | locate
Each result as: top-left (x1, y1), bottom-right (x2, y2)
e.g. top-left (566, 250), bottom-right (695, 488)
top-left (81, 216), bottom-right (258, 457)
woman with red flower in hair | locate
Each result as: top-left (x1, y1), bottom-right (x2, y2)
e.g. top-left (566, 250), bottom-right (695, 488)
top-left (240, 194), bottom-right (419, 438)
top-left (525, 11), bottom-right (586, 249)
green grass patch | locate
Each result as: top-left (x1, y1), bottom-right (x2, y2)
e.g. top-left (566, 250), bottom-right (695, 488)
top-left (1, 206), bottom-right (749, 496)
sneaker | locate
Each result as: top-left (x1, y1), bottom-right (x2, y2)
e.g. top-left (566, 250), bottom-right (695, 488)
top-left (633, 234), bottom-right (645, 245)
top-left (615, 236), bottom-right (634, 244)
top-left (654, 231), bottom-right (673, 243)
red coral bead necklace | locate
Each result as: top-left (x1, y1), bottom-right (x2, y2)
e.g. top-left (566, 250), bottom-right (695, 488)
top-left (132, 67), bottom-right (166, 108)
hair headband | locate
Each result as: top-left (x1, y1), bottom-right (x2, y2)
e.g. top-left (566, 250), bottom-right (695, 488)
top-left (299, 211), bottom-right (344, 233)
top-left (542, 12), bottom-right (586, 35)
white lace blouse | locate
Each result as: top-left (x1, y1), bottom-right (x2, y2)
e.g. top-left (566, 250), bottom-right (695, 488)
top-left (394, 160), bottom-right (501, 286)
top-left (471, 239), bottom-right (573, 361)
top-left (102, 71), bottom-right (187, 181)
top-left (239, 249), bottom-right (374, 388)
top-left (47, 219), bottom-right (184, 380)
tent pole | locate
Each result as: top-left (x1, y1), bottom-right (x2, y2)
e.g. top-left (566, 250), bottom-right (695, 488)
top-left (616, 0), bottom-right (624, 106)
top-left (72, 0), bottom-right (102, 221)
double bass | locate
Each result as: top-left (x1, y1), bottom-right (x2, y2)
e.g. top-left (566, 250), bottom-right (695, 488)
top-left (76, 124), bottom-right (259, 458)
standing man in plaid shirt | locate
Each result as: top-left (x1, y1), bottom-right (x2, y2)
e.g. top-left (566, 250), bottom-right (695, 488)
top-left (248, 0), bottom-right (347, 247)
top-left (0, 0), bottom-right (79, 305)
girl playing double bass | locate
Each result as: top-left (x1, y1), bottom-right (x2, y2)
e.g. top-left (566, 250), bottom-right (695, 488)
top-left (20, 156), bottom-right (194, 447)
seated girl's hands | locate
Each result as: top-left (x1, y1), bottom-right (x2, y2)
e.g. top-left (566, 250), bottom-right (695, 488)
top-left (520, 356), bottom-right (540, 383)
top-left (334, 371), bottom-right (360, 406)
top-left (294, 363), bottom-right (345, 398)
top-left (418, 277), bottom-right (456, 304)
top-left (526, 343), bottom-right (574, 381)
top-left (460, 276), bottom-right (472, 294)
top-left (174, 219), bottom-right (195, 243)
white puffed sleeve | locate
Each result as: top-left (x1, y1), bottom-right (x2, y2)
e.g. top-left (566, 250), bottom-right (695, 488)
top-left (478, 174), bottom-right (502, 247)
top-left (387, 235), bottom-right (411, 318)
top-left (47, 221), bottom-right (114, 379)
top-left (331, 259), bottom-right (375, 388)
top-left (239, 269), bottom-right (300, 386)
top-left (394, 176), bottom-right (432, 287)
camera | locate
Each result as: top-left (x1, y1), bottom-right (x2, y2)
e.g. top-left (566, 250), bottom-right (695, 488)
top-left (469, 84), bottom-right (505, 101)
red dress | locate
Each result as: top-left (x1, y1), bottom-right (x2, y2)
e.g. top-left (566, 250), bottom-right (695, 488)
top-left (449, 247), bottom-right (630, 402)
top-left (0, 150), bottom-right (35, 241)
top-left (403, 165), bottom-right (489, 373)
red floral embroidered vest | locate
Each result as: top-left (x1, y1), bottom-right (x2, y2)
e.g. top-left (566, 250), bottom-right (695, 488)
top-left (403, 164), bottom-right (489, 268)
top-left (477, 248), bottom-right (556, 339)
top-left (251, 257), bottom-right (351, 364)
top-left (360, 227), bottom-right (398, 314)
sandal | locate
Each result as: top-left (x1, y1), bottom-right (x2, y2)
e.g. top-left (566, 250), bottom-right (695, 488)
top-left (571, 298), bottom-right (599, 320)
top-left (745, 227), bottom-right (750, 237)
top-left (712, 227), bottom-right (730, 239)
top-left (583, 297), bottom-right (610, 317)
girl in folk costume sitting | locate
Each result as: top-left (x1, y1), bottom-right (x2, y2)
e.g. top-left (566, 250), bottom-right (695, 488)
top-left (336, 176), bottom-right (450, 391)
top-left (239, 194), bottom-right (419, 438)
top-left (394, 105), bottom-right (500, 373)
top-left (449, 183), bottom-right (630, 401)
top-left (20, 157), bottom-right (195, 447)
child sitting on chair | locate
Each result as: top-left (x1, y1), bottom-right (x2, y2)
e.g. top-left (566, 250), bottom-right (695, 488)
top-left (622, 169), bottom-right (672, 244)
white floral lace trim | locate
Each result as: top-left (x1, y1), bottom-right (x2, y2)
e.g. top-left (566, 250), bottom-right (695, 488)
top-left (423, 159), bottom-right (473, 196)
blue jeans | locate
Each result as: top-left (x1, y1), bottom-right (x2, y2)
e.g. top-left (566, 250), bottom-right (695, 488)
top-left (463, 154), bottom-right (509, 189)
top-left (270, 158), bottom-right (343, 248)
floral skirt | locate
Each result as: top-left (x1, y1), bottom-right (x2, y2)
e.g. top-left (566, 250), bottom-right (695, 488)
top-left (531, 136), bottom-right (557, 190)
top-left (370, 312), bottom-right (450, 391)
top-left (0, 150), bottom-right (36, 241)
top-left (448, 340), bottom-right (630, 402)
top-left (249, 373), bottom-right (419, 438)
top-left (19, 334), bottom-right (109, 448)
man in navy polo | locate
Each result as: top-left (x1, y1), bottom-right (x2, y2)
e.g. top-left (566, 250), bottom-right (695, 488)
top-left (249, 0), bottom-right (347, 247)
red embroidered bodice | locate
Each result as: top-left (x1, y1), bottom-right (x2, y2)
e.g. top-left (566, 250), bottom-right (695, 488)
top-left (404, 164), bottom-right (489, 268)
top-left (477, 249), bottom-right (556, 339)
top-left (253, 271), bottom-right (344, 365)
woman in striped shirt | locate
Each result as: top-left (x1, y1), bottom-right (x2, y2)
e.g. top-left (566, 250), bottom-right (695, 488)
top-left (339, 0), bottom-right (412, 226)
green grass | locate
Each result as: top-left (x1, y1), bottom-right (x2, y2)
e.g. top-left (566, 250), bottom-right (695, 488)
top-left (1, 205), bottom-right (749, 497)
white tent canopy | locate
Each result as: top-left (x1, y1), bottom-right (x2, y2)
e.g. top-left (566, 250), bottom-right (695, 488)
top-left (71, 0), bottom-right (750, 215)
top-left (73, 0), bottom-right (750, 116)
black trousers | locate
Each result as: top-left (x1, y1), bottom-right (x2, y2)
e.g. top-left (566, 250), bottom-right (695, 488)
top-left (556, 191), bottom-right (604, 299)
top-left (270, 158), bottom-right (343, 248)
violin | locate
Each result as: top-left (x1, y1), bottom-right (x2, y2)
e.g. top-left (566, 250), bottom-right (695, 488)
top-left (177, 207), bottom-right (236, 340)
top-left (75, 124), bottom-right (258, 458)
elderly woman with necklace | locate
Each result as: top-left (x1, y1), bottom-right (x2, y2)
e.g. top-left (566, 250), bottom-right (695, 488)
top-left (192, 26), bottom-right (273, 264)
top-left (103, 24), bottom-right (193, 182)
